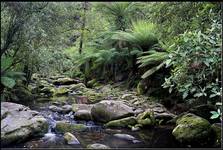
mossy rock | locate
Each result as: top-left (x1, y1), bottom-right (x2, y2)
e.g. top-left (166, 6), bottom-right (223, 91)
top-left (55, 121), bottom-right (87, 133)
top-left (51, 87), bottom-right (70, 96)
top-left (137, 111), bottom-right (156, 126)
top-left (211, 123), bottom-right (221, 147)
top-left (172, 113), bottom-right (214, 146)
top-left (105, 117), bottom-right (137, 128)
top-left (84, 89), bottom-right (104, 102)
top-left (69, 83), bottom-right (86, 91)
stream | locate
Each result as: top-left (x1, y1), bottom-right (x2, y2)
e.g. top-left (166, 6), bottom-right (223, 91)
top-left (6, 99), bottom-right (182, 149)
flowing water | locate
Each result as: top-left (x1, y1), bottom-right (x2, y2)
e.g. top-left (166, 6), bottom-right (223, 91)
top-left (6, 100), bottom-right (183, 149)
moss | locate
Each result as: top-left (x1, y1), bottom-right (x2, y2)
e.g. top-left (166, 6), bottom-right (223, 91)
top-left (137, 111), bottom-right (156, 126)
top-left (52, 87), bottom-right (69, 96)
top-left (84, 89), bottom-right (104, 102)
top-left (176, 113), bottom-right (210, 126)
top-left (55, 122), bottom-right (87, 133)
top-left (172, 113), bottom-right (212, 146)
top-left (69, 83), bottom-right (86, 91)
top-left (105, 117), bottom-right (137, 128)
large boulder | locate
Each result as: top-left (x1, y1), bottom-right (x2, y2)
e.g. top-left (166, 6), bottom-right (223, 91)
top-left (72, 104), bottom-right (93, 112)
top-left (91, 100), bottom-right (134, 123)
top-left (74, 110), bottom-right (92, 120)
top-left (1, 102), bottom-right (48, 146)
top-left (72, 104), bottom-right (93, 121)
top-left (105, 117), bottom-right (137, 128)
top-left (172, 113), bottom-right (214, 146)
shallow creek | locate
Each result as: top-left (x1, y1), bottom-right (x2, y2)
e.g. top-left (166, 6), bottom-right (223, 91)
top-left (6, 100), bottom-right (183, 149)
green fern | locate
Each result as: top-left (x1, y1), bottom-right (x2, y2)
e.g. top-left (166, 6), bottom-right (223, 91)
top-left (112, 21), bottom-right (158, 51)
top-left (137, 50), bottom-right (169, 79)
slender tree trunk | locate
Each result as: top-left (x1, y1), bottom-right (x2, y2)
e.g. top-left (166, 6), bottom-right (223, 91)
top-left (79, 2), bottom-right (87, 54)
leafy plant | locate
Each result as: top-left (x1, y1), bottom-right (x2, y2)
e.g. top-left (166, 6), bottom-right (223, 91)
top-left (162, 19), bottom-right (221, 103)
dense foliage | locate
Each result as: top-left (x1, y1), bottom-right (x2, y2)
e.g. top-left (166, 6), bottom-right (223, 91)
top-left (1, 2), bottom-right (221, 110)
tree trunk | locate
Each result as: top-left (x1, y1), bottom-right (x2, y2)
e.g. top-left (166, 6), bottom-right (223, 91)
top-left (78, 2), bottom-right (88, 54)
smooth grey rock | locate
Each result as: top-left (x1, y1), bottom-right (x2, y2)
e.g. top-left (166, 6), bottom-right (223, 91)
top-left (1, 102), bottom-right (48, 146)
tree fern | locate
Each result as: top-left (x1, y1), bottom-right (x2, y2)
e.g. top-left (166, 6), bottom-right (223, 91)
top-left (112, 21), bottom-right (158, 51)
